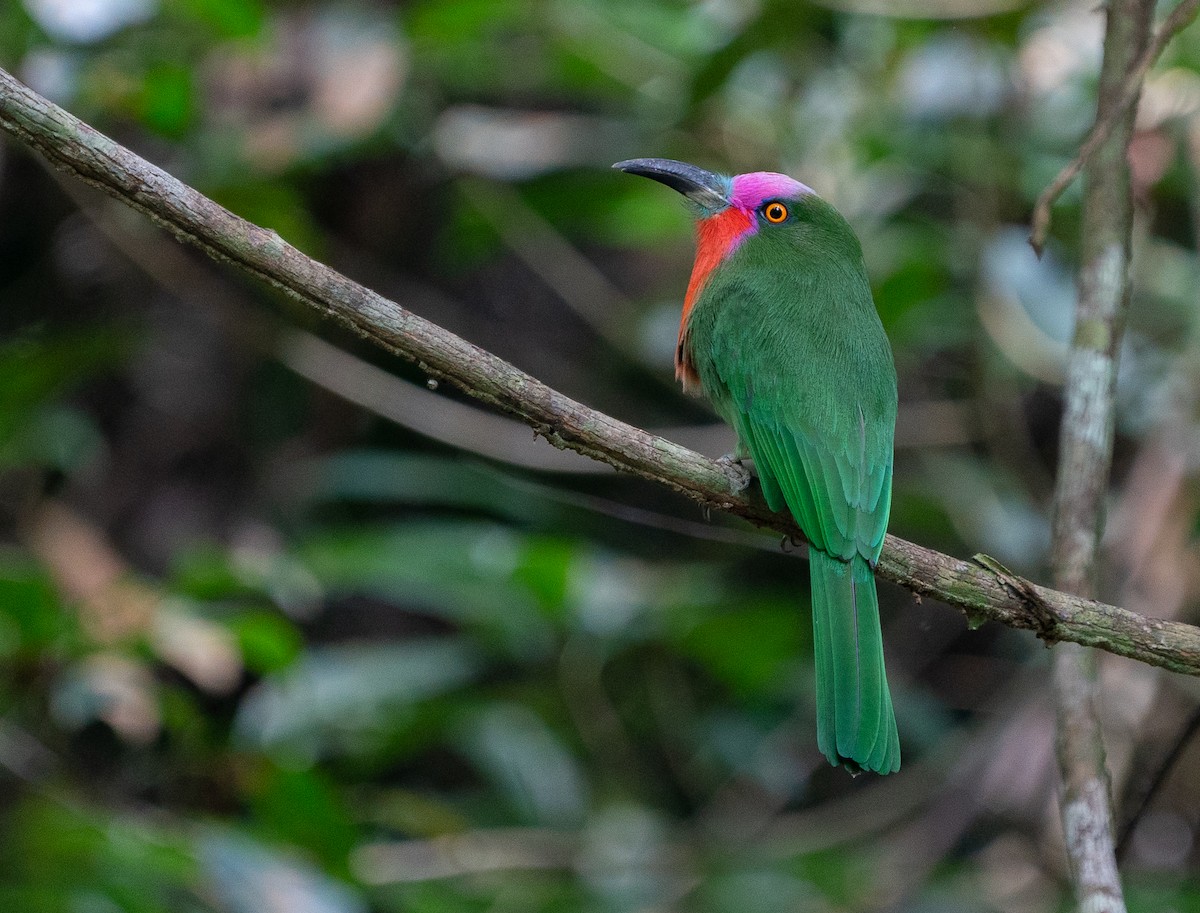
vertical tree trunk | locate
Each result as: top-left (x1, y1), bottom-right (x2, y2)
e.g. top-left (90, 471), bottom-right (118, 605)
top-left (1050, 1), bottom-right (1156, 910)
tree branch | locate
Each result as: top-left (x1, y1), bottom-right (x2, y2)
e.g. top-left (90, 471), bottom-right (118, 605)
top-left (1029, 0), bottom-right (1200, 254)
top-left (2, 67), bottom-right (1200, 677)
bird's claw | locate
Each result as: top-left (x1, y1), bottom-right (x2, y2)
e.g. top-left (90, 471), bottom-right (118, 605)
top-left (716, 453), bottom-right (751, 494)
top-left (779, 534), bottom-right (806, 553)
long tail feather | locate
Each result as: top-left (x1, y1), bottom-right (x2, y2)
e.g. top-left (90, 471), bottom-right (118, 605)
top-left (809, 550), bottom-right (899, 774)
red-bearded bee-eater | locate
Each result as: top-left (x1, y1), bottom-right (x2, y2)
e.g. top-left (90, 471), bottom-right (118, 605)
top-left (615, 158), bottom-right (900, 774)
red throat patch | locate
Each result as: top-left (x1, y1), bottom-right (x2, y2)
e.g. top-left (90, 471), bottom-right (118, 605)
top-left (675, 207), bottom-right (754, 390)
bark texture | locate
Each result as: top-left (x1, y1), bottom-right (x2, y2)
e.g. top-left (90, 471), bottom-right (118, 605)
top-left (1049, 2), bottom-right (1156, 910)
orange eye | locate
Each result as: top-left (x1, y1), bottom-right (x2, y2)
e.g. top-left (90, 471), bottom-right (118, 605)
top-left (763, 202), bottom-right (788, 223)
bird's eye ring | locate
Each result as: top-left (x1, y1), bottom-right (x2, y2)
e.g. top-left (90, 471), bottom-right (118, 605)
top-left (763, 202), bottom-right (788, 223)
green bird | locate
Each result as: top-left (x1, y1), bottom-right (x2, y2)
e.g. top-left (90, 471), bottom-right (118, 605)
top-left (615, 158), bottom-right (900, 774)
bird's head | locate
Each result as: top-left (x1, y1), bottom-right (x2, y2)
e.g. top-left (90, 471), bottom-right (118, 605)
top-left (614, 157), bottom-right (826, 388)
top-left (612, 158), bottom-right (829, 307)
top-left (613, 156), bottom-right (815, 254)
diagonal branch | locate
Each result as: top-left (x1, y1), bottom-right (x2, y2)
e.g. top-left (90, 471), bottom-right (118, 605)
top-left (2, 67), bottom-right (1200, 676)
top-left (1029, 0), bottom-right (1200, 254)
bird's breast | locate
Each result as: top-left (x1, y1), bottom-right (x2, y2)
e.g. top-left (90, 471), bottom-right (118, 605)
top-left (676, 207), bottom-right (754, 391)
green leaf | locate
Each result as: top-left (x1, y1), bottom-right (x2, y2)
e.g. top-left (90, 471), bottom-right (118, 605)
top-left (0, 331), bottom-right (123, 465)
top-left (678, 601), bottom-right (804, 698)
top-left (230, 611), bottom-right (304, 674)
top-left (247, 765), bottom-right (358, 869)
top-left (139, 64), bottom-right (194, 137)
top-left (169, 0), bottom-right (265, 38)
top-left (233, 640), bottom-right (482, 759)
top-left (0, 555), bottom-right (72, 655)
top-left (298, 520), bottom-right (556, 660)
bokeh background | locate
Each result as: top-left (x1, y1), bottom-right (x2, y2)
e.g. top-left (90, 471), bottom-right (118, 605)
top-left (2, 0), bottom-right (1200, 910)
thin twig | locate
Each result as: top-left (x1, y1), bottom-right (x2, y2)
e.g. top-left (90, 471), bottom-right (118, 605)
top-left (4, 67), bottom-right (1200, 676)
top-left (1115, 703), bottom-right (1200, 861)
top-left (1029, 0), bottom-right (1200, 254)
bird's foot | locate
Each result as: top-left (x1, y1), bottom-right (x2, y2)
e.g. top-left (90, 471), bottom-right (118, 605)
top-left (716, 453), bottom-right (751, 494)
top-left (779, 534), bottom-right (806, 553)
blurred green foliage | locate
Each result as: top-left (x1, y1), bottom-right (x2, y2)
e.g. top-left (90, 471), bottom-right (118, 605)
top-left (2, 0), bottom-right (1200, 911)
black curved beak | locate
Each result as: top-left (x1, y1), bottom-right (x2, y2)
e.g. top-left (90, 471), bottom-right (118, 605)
top-left (613, 158), bottom-right (730, 212)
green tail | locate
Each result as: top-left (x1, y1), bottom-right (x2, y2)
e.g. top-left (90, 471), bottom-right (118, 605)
top-left (809, 550), bottom-right (900, 775)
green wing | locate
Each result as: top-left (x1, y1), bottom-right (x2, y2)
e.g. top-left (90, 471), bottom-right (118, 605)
top-left (688, 277), bottom-right (896, 564)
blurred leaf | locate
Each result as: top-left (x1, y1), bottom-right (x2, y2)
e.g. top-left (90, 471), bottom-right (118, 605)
top-left (0, 5), bottom-right (38, 64)
top-left (437, 197), bottom-right (504, 275)
top-left (10, 406), bottom-right (106, 475)
top-left (407, 0), bottom-right (526, 45)
top-left (293, 452), bottom-right (572, 527)
top-left (456, 702), bottom-right (589, 826)
top-left (512, 538), bottom-right (576, 619)
top-left (377, 877), bottom-right (583, 913)
top-left (590, 183), bottom-right (696, 247)
top-left (1124, 876), bottom-right (1200, 913)
top-left (518, 173), bottom-right (693, 247)
top-left (407, 0), bottom-right (538, 95)
top-left (871, 225), bottom-right (954, 337)
top-left (0, 331), bottom-right (122, 466)
top-left (234, 640), bottom-right (482, 759)
top-left (171, 546), bottom-right (259, 601)
top-left (693, 869), bottom-right (821, 913)
top-left (248, 764), bottom-right (358, 868)
top-left (168, 0), bottom-right (266, 38)
top-left (196, 827), bottom-right (367, 913)
top-left (171, 541), bottom-right (323, 619)
top-left (678, 601), bottom-right (804, 699)
top-left (297, 520), bottom-right (557, 659)
top-left (0, 797), bottom-right (198, 913)
top-left (796, 848), bottom-right (874, 909)
top-left (0, 553), bottom-right (72, 655)
top-left (138, 63), bottom-right (194, 137)
top-left (230, 610), bottom-right (304, 674)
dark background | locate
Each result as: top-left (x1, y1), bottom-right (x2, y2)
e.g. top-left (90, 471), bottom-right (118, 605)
top-left (2, 0), bottom-right (1199, 910)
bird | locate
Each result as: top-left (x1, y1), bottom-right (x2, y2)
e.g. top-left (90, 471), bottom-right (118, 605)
top-left (614, 158), bottom-right (900, 774)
